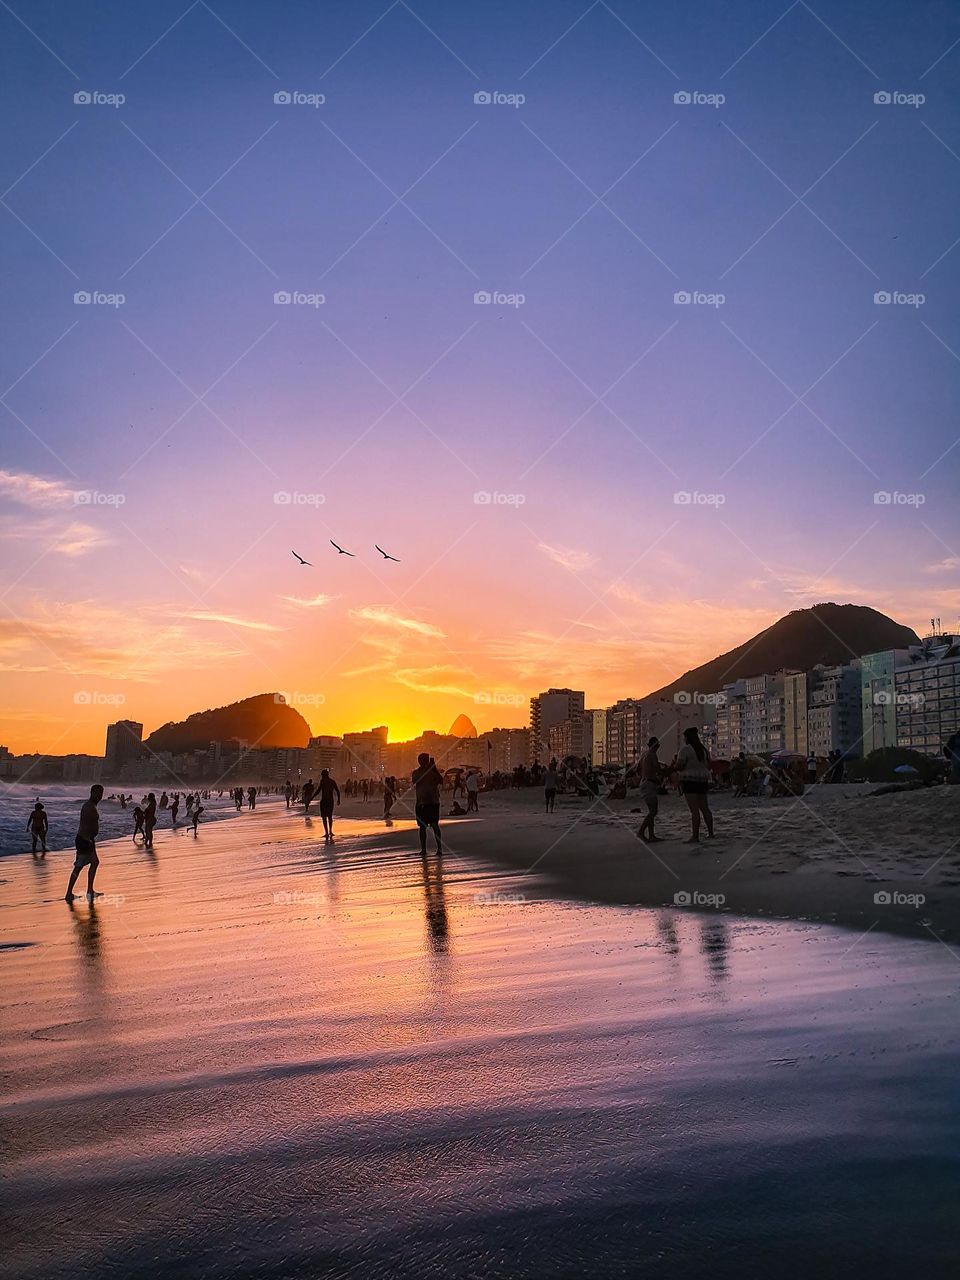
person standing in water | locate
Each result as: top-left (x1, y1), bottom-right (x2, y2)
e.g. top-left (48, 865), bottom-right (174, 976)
top-left (27, 801), bottom-right (48, 854)
top-left (412, 753), bottom-right (444, 856)
top-left (673, 727), bottom-right (715, 843)
top-left (132, 805), bottom-right (145, 840)
top-left (191, 800), bottom-right (203, 835)
top-left (143, 793), bottom-right (157, 848)
top-left (317, 769), bottom-right (341, 839)
top-left (65, 784), bottom-right (103, 901)
top-left (170, 793), bottom-right (180, 824)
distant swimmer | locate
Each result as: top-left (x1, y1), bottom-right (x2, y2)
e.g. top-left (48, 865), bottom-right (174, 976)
top-left (317, 768), bottom-right (341, 838)
top-left (291, 550), bottom-right (311, 566)
top-left (375, 545), bottom-right (400, 562)
top-left (65, 784), bottom-right (103, 901)
top-left (27, 801), bottom-right (48, 854)
top-left (329, 540), bottom-right (355, 556)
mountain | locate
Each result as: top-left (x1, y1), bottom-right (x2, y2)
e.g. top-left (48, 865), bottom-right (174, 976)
top-left (449, 713), bottom-right (478, 738)
top-left (643, 604), bottom-right (921, 701)
top-left (144, 693), bottom-right (311, 754)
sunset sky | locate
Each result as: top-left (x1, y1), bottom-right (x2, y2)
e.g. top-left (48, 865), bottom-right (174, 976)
top-left (1, 0), bottom-right (958, 755)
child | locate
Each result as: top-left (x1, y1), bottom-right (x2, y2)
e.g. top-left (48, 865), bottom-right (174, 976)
top-left (132, 806), bottom-right (145, 840)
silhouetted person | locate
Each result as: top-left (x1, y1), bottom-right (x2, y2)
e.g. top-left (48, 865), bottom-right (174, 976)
top-left (412, 752), bottom-right (443, 855)
top-left (317, 768), bottom-right (341, 838)
top-left (247, 786), bottom-right (257, 810)
top-left (284, 780), bottom-right (293, 808)
top-left (132, 805), bottom-right (145, 840)
top-left (465, 768), bottom-right (479, 812)
top-left (361, 778), bottom-right (369, 803)
top-left (673, 727), bottom-right (714, 843)
top-left (302, 778), bottom-right (316, 811)
top-left (27, 801), bottom-right (48, 854)
top-left (143, 793), bottom-right (157, 848)
top-left (170, 794), bottom-right (180, 824)
top-left (383, 775), bottom-right (396, 819)
top-left (637, 736), bottom-right (662, 843)
top-left (192, 802), bottom-right (203, 835)
top-left (543, 762), bottom-right (558, 812)
top-left (65, 784), bottom-right (103, 901)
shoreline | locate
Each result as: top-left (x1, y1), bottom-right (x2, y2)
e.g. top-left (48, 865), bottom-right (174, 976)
top-left (8, 784), bottom-right (960, 945)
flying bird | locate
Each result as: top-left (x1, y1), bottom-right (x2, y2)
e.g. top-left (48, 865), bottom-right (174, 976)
top-left (330, 540), bottom-right (355, 557)
top-left (291, 550), bottom-right (311, 566)
top-left (375, 545), bottom-right (401, 562)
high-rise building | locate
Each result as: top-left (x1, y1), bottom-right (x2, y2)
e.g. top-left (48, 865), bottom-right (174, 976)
top-left (586, 708), bottom-right (606, 765)
top-left (103, 720), bottom-right (143, 777)
top-left (783, 672), bottom-right (808, 755)
top-left (342, 726), bottom-right (388, 778)
top-left (479, 727), bottom-right (531, 774)
top-left (807, 662), bottom-right (863, 758)
top-left (861, 649), bottom-right (913, 754)
top-left (529, 689), bottom-right (585, 762)
top-left (893, 633), bottom-right (960, 756)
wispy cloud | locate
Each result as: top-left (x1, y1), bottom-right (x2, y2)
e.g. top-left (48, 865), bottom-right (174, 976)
top-left (923, 557), bottom-right (960, 574)
top-left (537, 542), bottom-right (597, 573)
top-left (52, 522), bottom-right (112, 557)
top-left (394, 665), bottom-right (476, 698)
top-left (281, 592), bottom-right (335, 609)
top-left (177, 610), bottom-right (284, 632)
top-left (351, 605), bottom-right (445, 638)
top-left (0, 469), bottom-right (75, 508)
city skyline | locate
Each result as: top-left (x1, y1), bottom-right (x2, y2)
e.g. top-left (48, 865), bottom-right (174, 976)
top-left (2, 0), bottom-right (959, 756)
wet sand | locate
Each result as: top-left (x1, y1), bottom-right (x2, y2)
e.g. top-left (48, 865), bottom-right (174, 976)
top-left (417, 783), bottom-right (960, 944)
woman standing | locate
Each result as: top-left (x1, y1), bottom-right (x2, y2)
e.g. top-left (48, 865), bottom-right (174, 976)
top-left (673, 727), bottom-right (714, 843)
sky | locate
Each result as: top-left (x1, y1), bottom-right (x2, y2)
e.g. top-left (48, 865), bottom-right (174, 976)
top-left (1, 0), bottom-right (959, 755)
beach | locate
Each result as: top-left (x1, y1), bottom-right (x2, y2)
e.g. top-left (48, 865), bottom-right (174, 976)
top-left (3, 794), bottom-right (960, 1278)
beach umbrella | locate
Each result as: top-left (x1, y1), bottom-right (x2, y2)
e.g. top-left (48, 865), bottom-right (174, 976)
top-left (894, 764), bottom-right (918, 774)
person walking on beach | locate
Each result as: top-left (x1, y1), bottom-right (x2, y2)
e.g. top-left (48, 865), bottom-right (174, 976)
top-left (412, 753), bottom-right (443, 856)
top-left (65, 784), bottom-right (103, 901)
top-left (170, 793), bottom-right (180, 824)
top-left (383, 775), bottom-right (396, 819)
top-left (191, 801), bottom-right (203, 836)
top-left (247, 786), bottom-right (257, 811)
top-left (317, 769), bottom-right (340, 838)
top-left (27, 801), bottom-right (48, 854)
top-left (284, 780), bottom-right (293, 808)
top-left (673, 727), bottom-right (714, 843)
top-left (132, 805), bottom-right (145, 840)
top-left (302, 778), bottom-right (316, 811)
top-left (543, 762), bottom-right (558, 813)
top-left (637, 737), bottom-right (662, 843)
top-left (143, 793), bottom-right (158, 848)
top-left (465, 768), bottom-right (479, 812)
